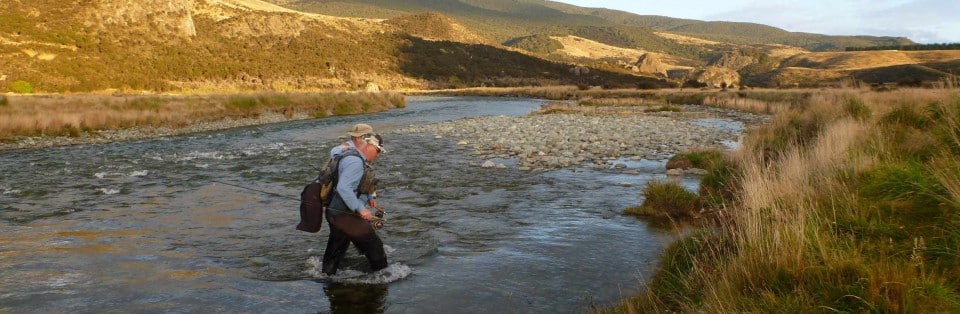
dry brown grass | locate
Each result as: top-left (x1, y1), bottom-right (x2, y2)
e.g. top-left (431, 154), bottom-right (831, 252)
top-left (0, 91), bottom-right (405, 139)
top-left (610, 88), bottom-right (960, 313)
top-left (784, 50), bottom-right (960, 70)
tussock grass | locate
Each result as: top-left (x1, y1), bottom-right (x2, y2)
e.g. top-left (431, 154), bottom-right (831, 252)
top-left (609, 89), bottom-right (960, 313)
top-left (626, 181), bottom-right (701, 219)
top-left (0, 92), bottom-right (405, 139)
top-left (666, 150), bottom-right (726, 170)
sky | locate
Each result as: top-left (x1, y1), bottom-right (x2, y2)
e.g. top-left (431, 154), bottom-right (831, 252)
top-left (553, 0), bottom-right (960, 44)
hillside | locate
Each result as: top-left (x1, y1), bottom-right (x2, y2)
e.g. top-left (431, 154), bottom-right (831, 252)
top-left (258, 0), bottom-right (957, 88)
top-left (0, 0), bottom-right (669, 93)
top-left (1, 0), bottom-right (955, 93)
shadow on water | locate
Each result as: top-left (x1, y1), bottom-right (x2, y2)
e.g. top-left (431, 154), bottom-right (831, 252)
top-left (324, 283), bottom-right (389, 314)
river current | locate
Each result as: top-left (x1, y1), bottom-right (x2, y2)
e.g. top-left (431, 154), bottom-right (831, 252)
top-left (0, 97), bottom-right (725, 312)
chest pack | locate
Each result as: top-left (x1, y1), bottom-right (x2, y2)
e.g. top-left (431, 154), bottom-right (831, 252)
top-left (296, 149), bottom-right (362, 233)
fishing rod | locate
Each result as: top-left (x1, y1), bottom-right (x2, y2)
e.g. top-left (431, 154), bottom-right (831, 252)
top-left (212, 179), bottom-right (387, 228)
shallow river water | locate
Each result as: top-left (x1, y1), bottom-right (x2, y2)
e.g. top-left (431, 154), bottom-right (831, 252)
top-left (0, 97), bottom-right (727, 313)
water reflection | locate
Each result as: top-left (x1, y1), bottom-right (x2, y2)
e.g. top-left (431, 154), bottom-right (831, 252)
top-left (323, 283), bottom-right (389, 314)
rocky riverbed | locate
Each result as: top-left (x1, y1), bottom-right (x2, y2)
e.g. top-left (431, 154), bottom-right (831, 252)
top-left (398, 105), bottom-right (765, 170)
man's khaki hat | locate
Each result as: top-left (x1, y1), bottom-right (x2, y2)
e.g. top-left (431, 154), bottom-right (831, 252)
top-left (347, 123), bottom-right (374, 137)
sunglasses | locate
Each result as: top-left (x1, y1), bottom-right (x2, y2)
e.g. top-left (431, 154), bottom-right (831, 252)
top-left (363, 134), bottom-right (385, 153)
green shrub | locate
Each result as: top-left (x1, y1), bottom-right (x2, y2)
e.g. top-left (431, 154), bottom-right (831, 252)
top-left (0, 95), bottom-right (8, 107)
top-left (844, 96), bottom-right (872, 120)
top-left (684, 150), bottom-right (726, 169)
top-left (626, 181), bottom-right (701, 218)
top-left (858, 162), bottom-right (945, 210)
top-left (699, 158), bottom-right (740, 206)
top-left (10, 80), bottom-right (33, 94)
top-left (880, 104), bottom-right (928, 129)
top-left (332, 99), bottom-right (361, 115)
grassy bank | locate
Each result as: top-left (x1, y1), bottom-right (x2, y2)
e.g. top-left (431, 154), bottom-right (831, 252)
top-left (0, 92), bottom-right (405, 140)
top-left (612, 88), bottom-right (960, 312)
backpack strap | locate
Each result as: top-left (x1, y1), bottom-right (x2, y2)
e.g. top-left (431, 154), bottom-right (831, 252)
top-left (330, 148), bottom-right (365, 193)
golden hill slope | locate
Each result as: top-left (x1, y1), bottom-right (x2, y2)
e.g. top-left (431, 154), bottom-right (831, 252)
top-left (0, 0), bottom-right (668, 93)
top-left (782, 50), bottom-right (960, 70)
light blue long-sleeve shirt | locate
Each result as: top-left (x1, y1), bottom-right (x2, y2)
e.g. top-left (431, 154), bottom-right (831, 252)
top-left (329, 141), bottom-right (372, 214)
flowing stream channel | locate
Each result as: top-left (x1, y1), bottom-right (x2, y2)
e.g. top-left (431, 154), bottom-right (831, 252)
top-left (0, 97), bottom-right (736, 313)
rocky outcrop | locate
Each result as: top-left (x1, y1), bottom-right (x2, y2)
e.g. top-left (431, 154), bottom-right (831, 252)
top-left (693, 66), bottom-right (741, 88)
top-left (710, 52), bottom-right (755, 71)
top-left (635, 53), bottom-right (670, 77)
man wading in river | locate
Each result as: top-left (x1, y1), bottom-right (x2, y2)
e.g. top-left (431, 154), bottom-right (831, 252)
top-left (323, 123), bottom-right (388, 275)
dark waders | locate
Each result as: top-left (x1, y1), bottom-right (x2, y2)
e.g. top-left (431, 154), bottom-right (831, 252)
top-left (322, 204), bottom-right (388, 275)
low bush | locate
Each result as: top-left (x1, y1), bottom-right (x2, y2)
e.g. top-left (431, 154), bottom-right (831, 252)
top-left (843, 96), bottom-right (872, 120)
top-left (10, 80), bottom-right (33, 94)
top-left (332, 99), bottom-right (361, 116)
top-left (699, 159), bottom-right (740, 206)
top-left (0, 95), bottom-right (8, 106)
top-left (625, 181), bottom-right (701, 219)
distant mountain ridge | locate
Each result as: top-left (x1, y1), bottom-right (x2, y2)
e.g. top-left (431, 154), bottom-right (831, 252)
top-left (275, 0), bottom-right (913, 51)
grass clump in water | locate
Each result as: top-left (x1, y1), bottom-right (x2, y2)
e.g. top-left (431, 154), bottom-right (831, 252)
top-left (625, 181), bottom-right (701, 219)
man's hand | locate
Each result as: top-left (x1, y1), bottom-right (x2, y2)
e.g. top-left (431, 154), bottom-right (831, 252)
top-left (359, 208), bottom-right (374, 221)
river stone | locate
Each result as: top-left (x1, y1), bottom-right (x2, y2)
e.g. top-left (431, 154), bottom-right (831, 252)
top-left (481, 160), bottom-right (495, 168)
top-left (666, 169), bottom-right (684, 176)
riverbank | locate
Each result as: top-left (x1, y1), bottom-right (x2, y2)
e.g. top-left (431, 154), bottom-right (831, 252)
top-left (609, 88), bottom-right (960, 312)
top-left (0, 91), bottom-right (405, 150)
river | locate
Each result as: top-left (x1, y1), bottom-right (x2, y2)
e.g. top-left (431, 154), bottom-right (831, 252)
top-left (0, 97), bottom-right (724, 313)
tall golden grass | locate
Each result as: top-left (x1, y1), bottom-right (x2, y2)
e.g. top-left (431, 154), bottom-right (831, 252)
top-left (610, 88), bottom-right (960, 312)
top-left (0, 92), bottom-right (405, 139)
